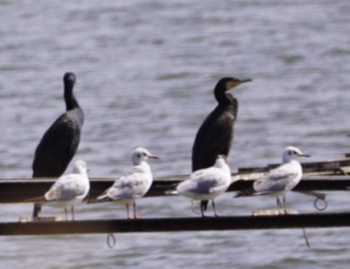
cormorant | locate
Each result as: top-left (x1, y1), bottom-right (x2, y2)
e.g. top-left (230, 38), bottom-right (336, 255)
top-left (192, 77), bottom-right (251, 216)
top-left (32, 72), bottom-right (84, 218)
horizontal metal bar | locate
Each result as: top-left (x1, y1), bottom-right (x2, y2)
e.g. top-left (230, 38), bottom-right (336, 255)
top-left (1, 212), bottom-right (350, 236)
top-left (0, 176), bottom-right (350, 204)
top-left (1, 155), bottom-right (350, 204)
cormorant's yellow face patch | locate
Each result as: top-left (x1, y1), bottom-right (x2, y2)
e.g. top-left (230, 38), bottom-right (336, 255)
top-left (225, 80), bottom-right (239, 90)
top-left (225, 78), bottom-right (251, 90)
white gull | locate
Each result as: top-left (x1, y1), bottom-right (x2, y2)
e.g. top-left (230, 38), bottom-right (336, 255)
top-left (42, 160), bottom-right (90, 220)
top-left (176, 155), bottom-right (231, 217)
top-left (97, 147), bottom-right (158, 219)
top-left (251, 146), bottom-right (310, 213)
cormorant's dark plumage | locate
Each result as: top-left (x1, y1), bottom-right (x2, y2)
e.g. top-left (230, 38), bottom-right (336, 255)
top-left (191, 77), bottom-right (251, 216)
top-left (32, 72), bottom-right (84, 217)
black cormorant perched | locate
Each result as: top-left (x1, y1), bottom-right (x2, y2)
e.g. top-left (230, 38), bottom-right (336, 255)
top-left (192, 77), bottom-right (251, 216)
top-left (32, 72), bottom-right (84, 218)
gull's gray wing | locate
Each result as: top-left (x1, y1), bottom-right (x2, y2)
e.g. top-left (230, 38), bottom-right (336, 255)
top-left (106, 168), bottom-right (151, 200)
top-left (177, 167), bottom-right (228, 195)
top-left (253, 163), bottom-right (298, 193)
top-left (45, 174), bottom-right (88, 201)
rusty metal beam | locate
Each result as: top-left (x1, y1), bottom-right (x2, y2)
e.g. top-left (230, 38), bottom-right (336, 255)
top-left (0, 175), bottom-right (349, 204)
top-left (1, 155), bottom-right (350, 204)
top-left (1, 212), bottom-right (350, 236)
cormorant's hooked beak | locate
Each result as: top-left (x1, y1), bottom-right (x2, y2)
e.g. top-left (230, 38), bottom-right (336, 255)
top-left (238, 78), bottom-right (252, 84)
top-left (226, 78), bottom-right (252, 90)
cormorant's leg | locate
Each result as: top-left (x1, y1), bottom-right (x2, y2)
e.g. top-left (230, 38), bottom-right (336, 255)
top-left (32, 204), bottom-right (42, 219)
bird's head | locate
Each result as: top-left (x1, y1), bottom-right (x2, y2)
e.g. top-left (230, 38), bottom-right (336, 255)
top-left (63, 72), bottom-right (76, 86)
top-left (217, 77), bottom-right (252, 92)
top-left (214, 77), bottom-right (251, 103)
top-left (282, 146), bottom-right (310, 163)
top-left (72, 160), bottom-right (88, 175)
top-left (132, 147), bottom-right (159, 165)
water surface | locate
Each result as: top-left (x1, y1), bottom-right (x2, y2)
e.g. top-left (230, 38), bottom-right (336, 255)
top-left (1, 1), bottom-right (350, 268)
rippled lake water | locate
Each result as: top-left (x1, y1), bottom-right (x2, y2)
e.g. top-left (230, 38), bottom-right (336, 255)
top-left (1, 0), bottom-right (350, 268)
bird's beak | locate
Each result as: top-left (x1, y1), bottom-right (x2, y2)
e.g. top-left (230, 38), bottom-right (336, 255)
top-left (299, 153), bottom-right (311, 158)
top-left (148, 154), bottom-right (159, 160)
top-left (238, 78), bottom-right (252, 84)
top-left (226, 78), bottom-right (252, 89)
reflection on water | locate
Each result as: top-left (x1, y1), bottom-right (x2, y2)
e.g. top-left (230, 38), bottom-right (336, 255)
top-left (1, 0), bottom-right (350, 268)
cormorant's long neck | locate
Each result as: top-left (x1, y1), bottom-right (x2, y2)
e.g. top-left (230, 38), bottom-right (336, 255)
top-left (214, 87), bottom-right (236, 106)
top-left (214, 89), bottom-right (238, 117)
top-left (64, 84), bottom-right (80, 111)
